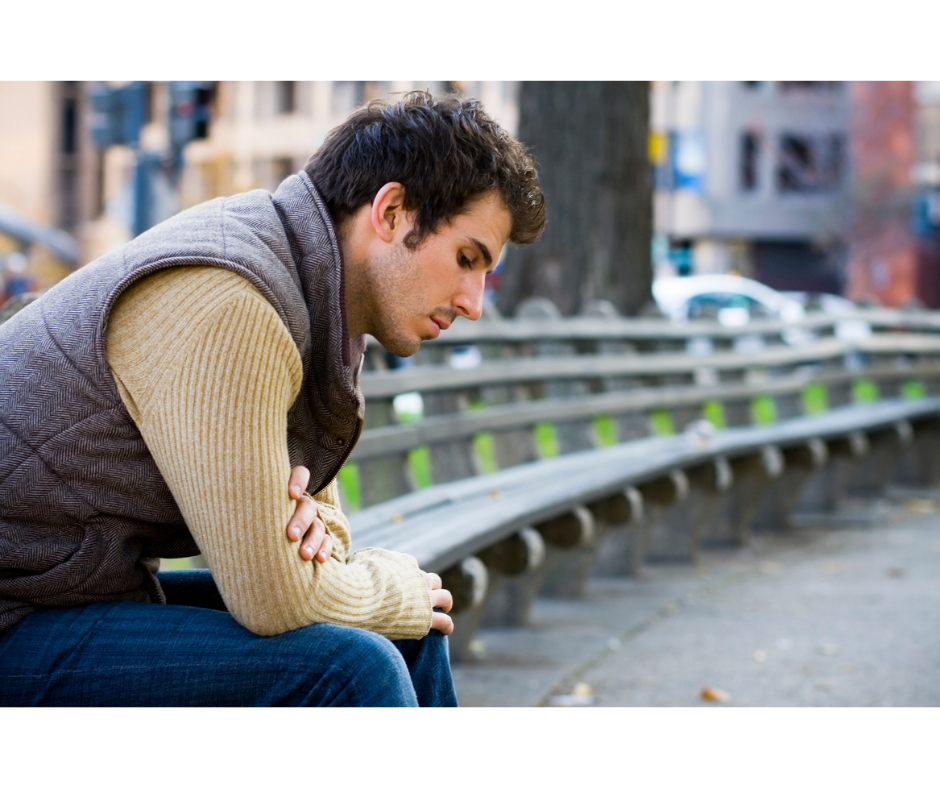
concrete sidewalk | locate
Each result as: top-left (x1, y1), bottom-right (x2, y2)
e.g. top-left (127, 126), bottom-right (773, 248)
top-left (451, 490), bottom-right (940, 707)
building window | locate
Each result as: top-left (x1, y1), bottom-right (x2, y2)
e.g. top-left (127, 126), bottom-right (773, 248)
top-left (777, 133), bottom-right (844, 193)
top-left (740, 131), bottom-right (760, 191)
top-left (57, 83), bottom-right (81, 231)
top-left (61, 95), bottom-right (78, 155)
top-left (93, 149), bottom-right (106, 217)
top-left (274, 82), bottom-right (296, 115)
top-left (779, 81), bottom-right (842, 92)
top-left (331, 81), bottom-right (365, 115)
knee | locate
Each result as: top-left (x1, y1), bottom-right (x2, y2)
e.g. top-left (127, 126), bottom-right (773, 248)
top-left (295, 625), bottom-right (417, 707)
top-left (396, 627), bottom-right (450, 664)
top-left (345, 629), bottom-right (410, 682)
top-left (423, 628), bottom-right (451, 657)
top-left (393, 630), bottom-right (458, 707)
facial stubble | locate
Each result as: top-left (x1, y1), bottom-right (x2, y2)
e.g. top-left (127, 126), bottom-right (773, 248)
top-left (357, 242), bottom-right (442, 358)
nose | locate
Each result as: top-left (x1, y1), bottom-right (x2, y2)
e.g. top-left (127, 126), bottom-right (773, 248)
top-left (453, 271), bottom-right (485, 322)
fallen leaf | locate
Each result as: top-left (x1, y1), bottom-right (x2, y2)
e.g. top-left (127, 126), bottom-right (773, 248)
top-left (468, 639), bottom-right (487, 658)
top-left (818, 644), bottom-right (840, 657)
top-left (903, 498), bottom-right (936, 513)
top-left (547, 681), bottom-right (595, 707)
top-left (700, 686), bottom-right (732, 704)
top-left (753, 650), bottom-right (768, 663)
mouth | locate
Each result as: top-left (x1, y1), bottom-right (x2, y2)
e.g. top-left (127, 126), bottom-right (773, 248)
top-left (429, 316), bottom-right (450, 337)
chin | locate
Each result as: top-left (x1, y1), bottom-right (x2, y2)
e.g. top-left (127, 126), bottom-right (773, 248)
top-left (378, 333), bottom-right (421, 358)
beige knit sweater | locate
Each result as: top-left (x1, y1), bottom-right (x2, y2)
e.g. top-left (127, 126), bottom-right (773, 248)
top-left (105, 265), bottom-right (432, 639)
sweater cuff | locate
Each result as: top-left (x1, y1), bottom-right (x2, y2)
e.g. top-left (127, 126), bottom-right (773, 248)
top-left (346, 547), bottom-right (433, 640)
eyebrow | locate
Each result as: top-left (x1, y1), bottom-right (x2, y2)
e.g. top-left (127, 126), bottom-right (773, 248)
top-left (471, 238), bottom-right (494, 269)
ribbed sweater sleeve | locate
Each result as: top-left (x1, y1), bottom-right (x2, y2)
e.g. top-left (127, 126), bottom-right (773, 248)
top-left (105, 265), bottom-right (432, 640)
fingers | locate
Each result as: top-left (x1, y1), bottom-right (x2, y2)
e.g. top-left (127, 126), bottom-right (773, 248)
top-left (285, 469), bottom-right (331, 563)
top-left (300, 519), bottom-right (334, 563)
top-left (288, 465), bottom-right (311, 500)
top-left (431, 610), bottom-right (454, 636)
top-left (420, 567), bottom-right (454, 633)
top-left (317, 533), bottom-right (334, 563)
top-left (429, 586), bottom-right (453, 614)
top-left (286, 492), bottom-right (318, 542)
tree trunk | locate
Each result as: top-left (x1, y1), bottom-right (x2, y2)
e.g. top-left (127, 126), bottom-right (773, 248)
top-left (497, 82), bottom-right (653, 317)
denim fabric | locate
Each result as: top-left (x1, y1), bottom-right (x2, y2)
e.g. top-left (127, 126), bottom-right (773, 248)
top-left (0, 570), bottom-right (457, 707)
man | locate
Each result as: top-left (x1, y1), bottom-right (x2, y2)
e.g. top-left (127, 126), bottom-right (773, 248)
top-left (0, 91), bottom-right (545, 706)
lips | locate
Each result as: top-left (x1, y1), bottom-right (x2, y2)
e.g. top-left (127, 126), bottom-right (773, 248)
top-left (429, 316), bottom-right (450, 337)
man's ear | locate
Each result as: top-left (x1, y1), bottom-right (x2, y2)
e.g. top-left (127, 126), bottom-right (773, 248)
top-left (371, 182), bottom-right (408, 243)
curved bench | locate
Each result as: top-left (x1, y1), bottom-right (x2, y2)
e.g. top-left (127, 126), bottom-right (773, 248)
top-left (347, 300), bottom-right (940, 659)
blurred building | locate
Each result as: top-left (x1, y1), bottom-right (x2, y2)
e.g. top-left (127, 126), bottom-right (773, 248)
top-left (11, 80), bottom-right (935, 309)
top-left (650, 81), bottom-right (851, 293)
top-left (0, 82), bottom-right (95, 295)
top-left (912, 81), bottom-right (940, 307)
top-left (0, 81), bottom-right (519, 295)
top-left (0, 82), bottom-right (101, 234)
top-left (99, 81), bottom-right (517, 260)
top-left (844, 82), bottom-right (918, 307)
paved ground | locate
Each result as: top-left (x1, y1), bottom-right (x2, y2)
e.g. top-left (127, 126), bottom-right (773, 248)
top-left (451, 489), bottom-right (940, 707)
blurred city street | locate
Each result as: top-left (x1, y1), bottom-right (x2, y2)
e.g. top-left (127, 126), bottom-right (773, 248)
top-left (3, 80), bottom-right (940, 716)
top-left (453, 488), bottom-right (940, 707)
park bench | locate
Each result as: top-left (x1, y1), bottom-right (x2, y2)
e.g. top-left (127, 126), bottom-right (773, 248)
top-left (344, 299), bottom-right (940, 659)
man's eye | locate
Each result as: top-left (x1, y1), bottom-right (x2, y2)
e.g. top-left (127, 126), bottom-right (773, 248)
top-left (458, 253), bottom-right (473, 269)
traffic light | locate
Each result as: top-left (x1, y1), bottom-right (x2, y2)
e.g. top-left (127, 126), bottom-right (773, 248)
top-left (168, 81), bottom-right (214, 149)
top-left (88, 83), bottom-right (145, 150)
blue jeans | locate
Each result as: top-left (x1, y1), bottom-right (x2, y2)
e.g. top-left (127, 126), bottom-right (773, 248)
top-left (0, 570), bottom-right (458, 707)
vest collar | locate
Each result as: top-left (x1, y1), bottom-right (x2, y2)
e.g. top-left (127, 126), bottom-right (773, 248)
top-left (271, 172), bottom-right (365, 491)
top-left (272, 172), bottom-right (365, 376)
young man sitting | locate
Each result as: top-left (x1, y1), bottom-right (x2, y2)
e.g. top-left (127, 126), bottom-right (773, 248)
top-left (0, 90), bottom-right (545, 706)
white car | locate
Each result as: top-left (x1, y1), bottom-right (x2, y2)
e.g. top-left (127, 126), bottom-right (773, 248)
top-left (653, 274), bottom-right (806, 327)
top-left (652, 274), bottom-right (873, 350)
top-left (652, 274), bottom-right (811, 350)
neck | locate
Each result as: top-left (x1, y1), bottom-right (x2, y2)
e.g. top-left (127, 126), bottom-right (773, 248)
top-left (338, 209), bottom-right (375, 340)
top-left (342, 257), bottom-right (370, 340)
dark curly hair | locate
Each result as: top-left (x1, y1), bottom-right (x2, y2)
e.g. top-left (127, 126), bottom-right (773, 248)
top-left (305, 91), bottom-right (545, 250)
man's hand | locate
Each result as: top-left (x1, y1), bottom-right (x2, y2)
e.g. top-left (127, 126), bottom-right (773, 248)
top-left (286, 465), bottom-right (333, 563)
top-left (398, 553), bottom-right (454, 634)
top-left (422, 571), bottom-right (454, 635)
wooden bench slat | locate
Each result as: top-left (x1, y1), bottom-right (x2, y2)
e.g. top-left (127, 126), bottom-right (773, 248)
top-left (350, 365), bottom-right (940, 461)
top-left (350, 397), bottom-right (940, 572)
top-left (360, 336), bottom-right (940, 399)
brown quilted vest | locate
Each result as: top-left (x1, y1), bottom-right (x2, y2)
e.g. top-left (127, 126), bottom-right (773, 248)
top-left (0, 173), bottom-right (364, 634)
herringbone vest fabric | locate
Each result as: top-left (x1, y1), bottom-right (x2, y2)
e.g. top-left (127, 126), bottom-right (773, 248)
top-left (0, 172), bottom-right (365, 634)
